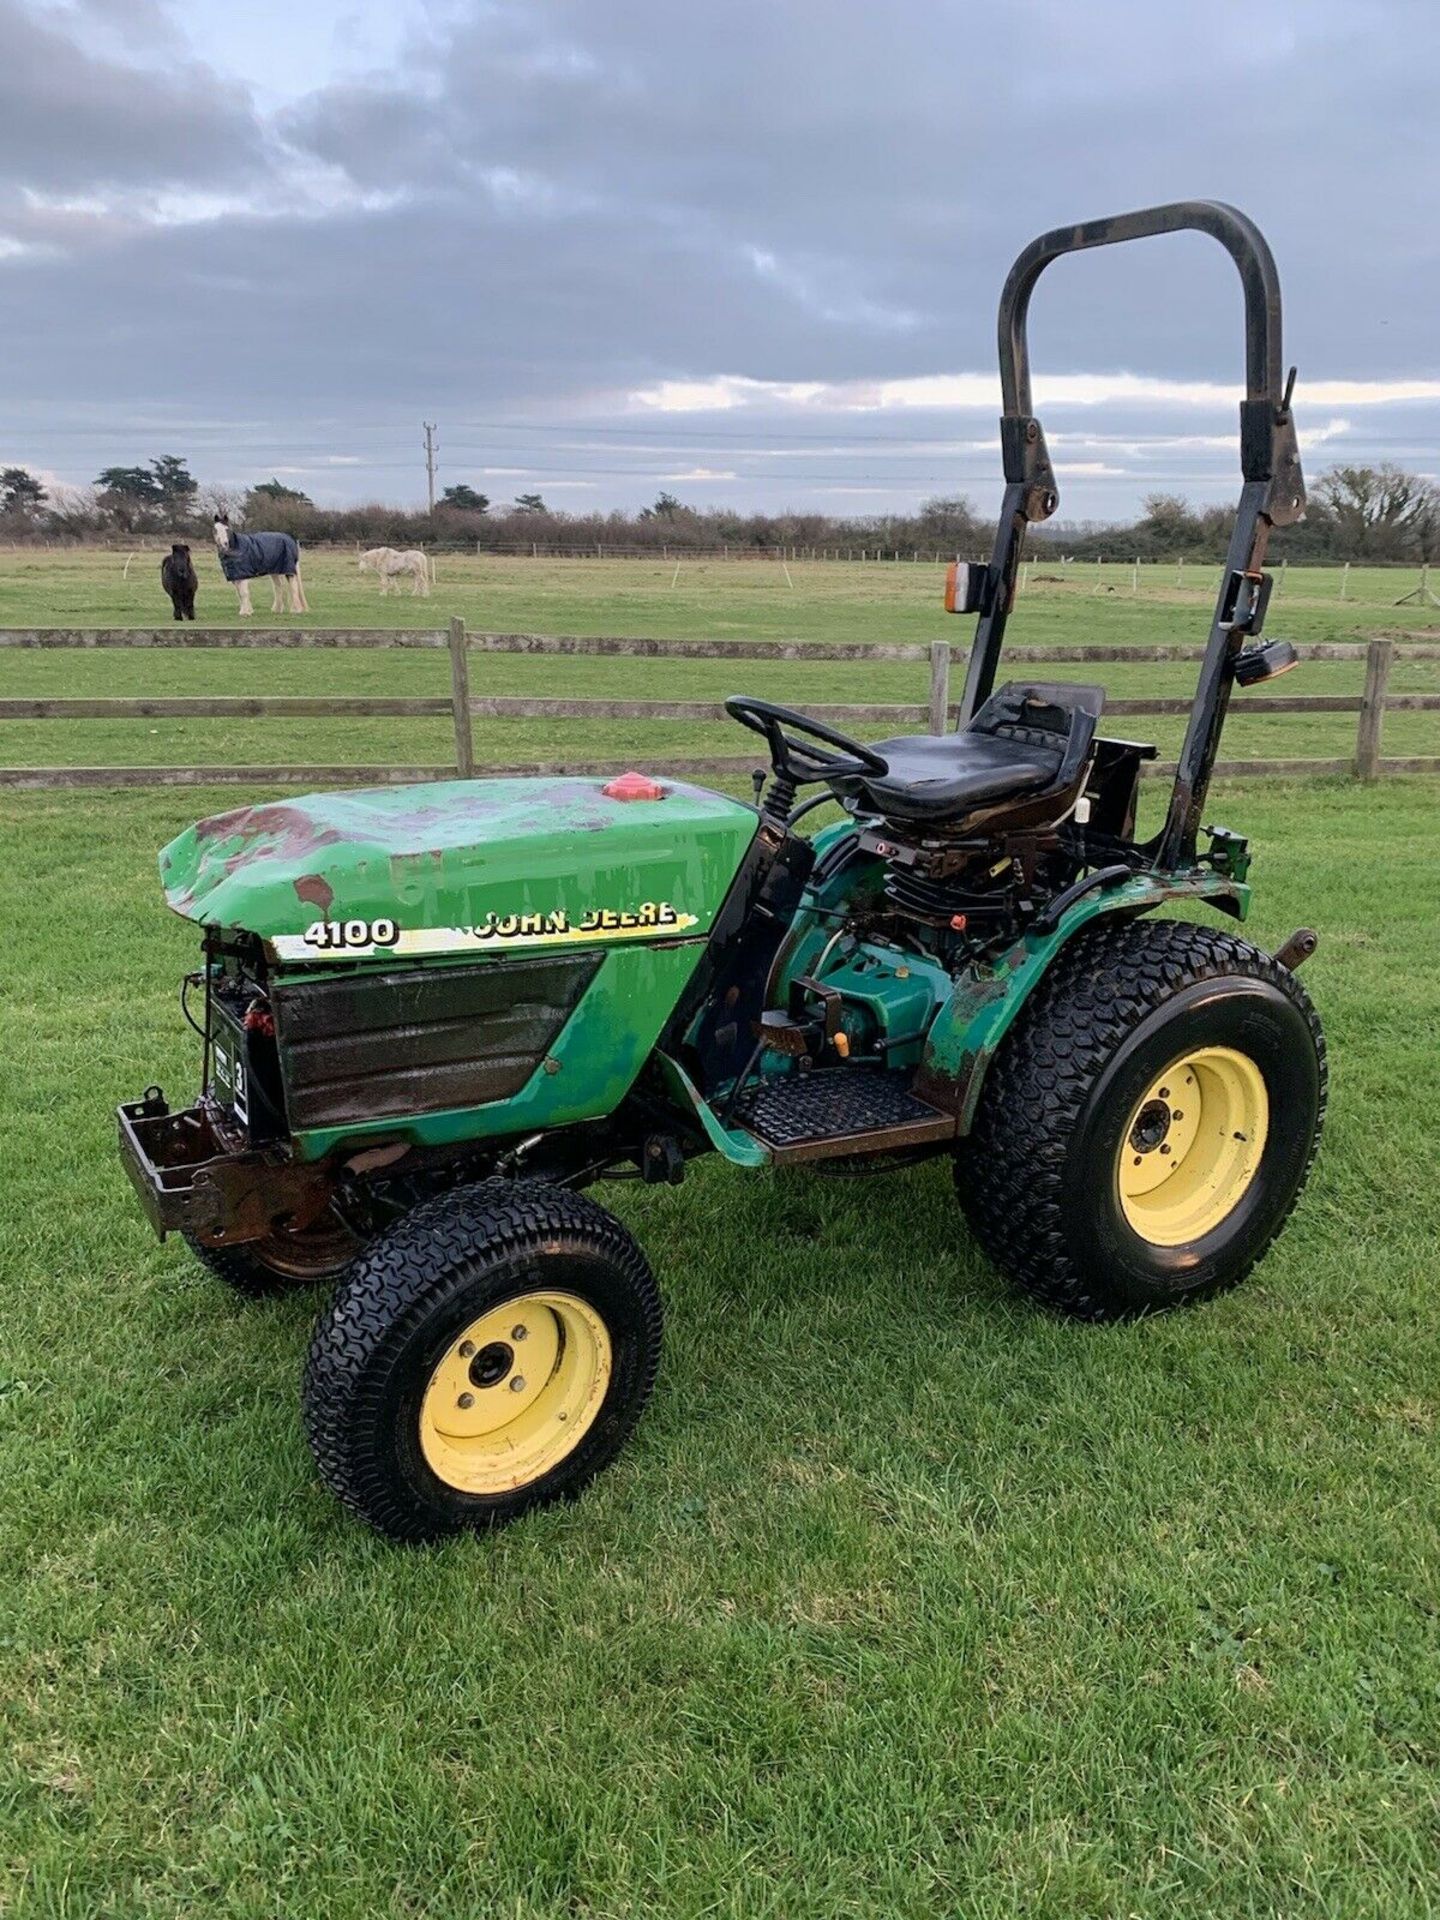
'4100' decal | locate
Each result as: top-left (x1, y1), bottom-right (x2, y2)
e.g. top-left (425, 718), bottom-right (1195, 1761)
top-left (303, 917), bottom-right (399, 950)
top-left (276, 903), bottom-right (701, 962)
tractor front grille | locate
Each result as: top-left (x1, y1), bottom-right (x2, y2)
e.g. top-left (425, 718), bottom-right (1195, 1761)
top-left (270, 952), bottom-right (603, 1130)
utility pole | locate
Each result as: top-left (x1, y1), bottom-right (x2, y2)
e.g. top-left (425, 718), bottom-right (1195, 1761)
top-left (422, 421), bottom-right (438, 513)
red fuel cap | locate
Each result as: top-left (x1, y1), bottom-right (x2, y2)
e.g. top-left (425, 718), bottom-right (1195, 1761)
top-left (602, 771), bottom-right (667, 801)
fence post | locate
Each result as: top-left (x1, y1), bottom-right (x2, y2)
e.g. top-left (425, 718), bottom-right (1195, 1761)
top-left (1339, 561), bottom-right (1350, 601)
top-left (449, 615), bottom-right (475, 779)
top-left (928, 641), bottom-right (950, 733)
top-left (1354, 637), bottom-right (1393, 781)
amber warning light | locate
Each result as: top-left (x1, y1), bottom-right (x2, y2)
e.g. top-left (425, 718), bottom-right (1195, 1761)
top-left (944, 561), bottom-right (987, 615)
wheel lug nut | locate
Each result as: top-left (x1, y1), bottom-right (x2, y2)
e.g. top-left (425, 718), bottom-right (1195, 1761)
top-left (511, 1325), bottom-right (528, 1341)
top-left (1158, 1087), bottom-right (1169, 1099)
top-left (510, 1376), bottom-right (527, 1393)
top-left (1172, 1109), bottom-right (1183, 1120)
top-left (1160, 1145), bottom-right (1172, 1156)
top-left (457, 1392), bottom-right (475, 1409)
top-left (458, 1341), bottom-right (475, 1358)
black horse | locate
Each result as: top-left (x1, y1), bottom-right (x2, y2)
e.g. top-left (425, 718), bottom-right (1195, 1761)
top-left (161, 543), bottom-right (198, 622)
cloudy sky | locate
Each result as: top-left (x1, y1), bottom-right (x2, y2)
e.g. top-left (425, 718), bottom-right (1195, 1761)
top-left (3, 0), bottom-right (1438, 521)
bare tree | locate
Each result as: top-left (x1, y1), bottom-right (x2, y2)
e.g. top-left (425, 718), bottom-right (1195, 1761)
top-left (43, 484), bottom-right (102, 538)
top-left (1312, 464), bottom-right (1440, 560)
top-left (917, 496), bottom-right (981, 549)
top-left (198, 484), bottom-right (244, 525)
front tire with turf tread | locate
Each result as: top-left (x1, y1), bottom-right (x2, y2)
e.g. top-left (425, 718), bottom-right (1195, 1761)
top-left (303, 1180), bottom-right (662, 1542)
top-left (954, 918), bottom-right (1326, 1321)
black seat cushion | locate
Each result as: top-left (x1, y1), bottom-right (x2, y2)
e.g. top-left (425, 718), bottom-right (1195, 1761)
top-left (836, 680), bottom-right (1107, 825)
top-left (846, 730), bottom-right (1063, 821)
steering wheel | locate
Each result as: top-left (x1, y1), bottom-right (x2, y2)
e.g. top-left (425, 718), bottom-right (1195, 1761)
top-left (724, 695), bottom-right (890, 786)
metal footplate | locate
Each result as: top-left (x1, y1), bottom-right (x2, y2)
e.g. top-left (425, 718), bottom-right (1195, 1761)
top-left (733, 1066), bottom-right (955, 1164)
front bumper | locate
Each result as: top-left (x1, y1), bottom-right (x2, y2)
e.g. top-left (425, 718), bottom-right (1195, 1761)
top-left (117, 1087), bottom-right (332, 1246)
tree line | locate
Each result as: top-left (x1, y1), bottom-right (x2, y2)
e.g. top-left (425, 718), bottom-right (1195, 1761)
top-left (1, 457), bottom-right (1437, 563)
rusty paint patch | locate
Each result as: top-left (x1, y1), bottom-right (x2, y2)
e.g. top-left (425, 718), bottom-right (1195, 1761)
top-left (294, 872), bottom-right (335, 912)
top-left (195, 803), bottom-right (349, 858)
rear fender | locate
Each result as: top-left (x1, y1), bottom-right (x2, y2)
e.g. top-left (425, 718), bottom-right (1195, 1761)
top-left (917, 871), bottom-right (1250, 1133)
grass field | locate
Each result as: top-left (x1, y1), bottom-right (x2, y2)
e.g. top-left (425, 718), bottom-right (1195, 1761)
top-left (3, 554), bottom-right (1440, 1916)
top-left (1, 551), bottom-right (1438, 775)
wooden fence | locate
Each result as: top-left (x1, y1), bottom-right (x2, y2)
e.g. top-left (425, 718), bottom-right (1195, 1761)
top-left (0, 622), bottom-right (1436, 792)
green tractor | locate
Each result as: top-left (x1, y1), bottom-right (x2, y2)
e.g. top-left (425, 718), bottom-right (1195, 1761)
top-left (120, 202), bottom-right (1326, 1542)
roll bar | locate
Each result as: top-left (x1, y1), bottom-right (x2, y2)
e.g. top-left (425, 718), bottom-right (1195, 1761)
top-left (956, 199), bottom-right (1307, 870)
top-left (999, 201), bottom-right (1285, 419)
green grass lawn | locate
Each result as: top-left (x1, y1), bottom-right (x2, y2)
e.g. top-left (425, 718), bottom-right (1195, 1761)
top-left (3, 769), bottom-right (1440, 1918)
top-left (3, 554), bottom-right (1440, 1915)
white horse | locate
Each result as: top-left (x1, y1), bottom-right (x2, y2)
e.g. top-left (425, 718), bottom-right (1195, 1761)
top-left (213, 515), bottom-right (308, 616)
top-left (359, 547), bottom-right (431, 596)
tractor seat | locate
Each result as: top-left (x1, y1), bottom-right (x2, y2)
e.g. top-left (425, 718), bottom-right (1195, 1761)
top-left (835, 681), bottom-right (1105, 825)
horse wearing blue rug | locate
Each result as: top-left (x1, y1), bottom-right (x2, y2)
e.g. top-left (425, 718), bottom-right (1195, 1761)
top-left (213, 513), bottom-right (309, 616)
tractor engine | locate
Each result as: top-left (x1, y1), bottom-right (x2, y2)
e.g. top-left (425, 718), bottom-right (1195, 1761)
top-left (860, 819), bottom-right (1079, 957)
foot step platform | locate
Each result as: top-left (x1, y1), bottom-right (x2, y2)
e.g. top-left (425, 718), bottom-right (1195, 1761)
top-left (732, 1066), bottom-right (955, 1162)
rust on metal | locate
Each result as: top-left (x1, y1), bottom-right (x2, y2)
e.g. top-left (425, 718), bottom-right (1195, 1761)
top-left (293, 873), bottom-right (335, 912)
top-left (117, 1092), bottom-right (335, 1246)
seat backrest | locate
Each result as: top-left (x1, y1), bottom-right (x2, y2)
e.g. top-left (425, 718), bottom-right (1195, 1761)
top-left (969, 680), bottom-right (1105, 744)
top-left (968, 682), bottom-right (1104, 820)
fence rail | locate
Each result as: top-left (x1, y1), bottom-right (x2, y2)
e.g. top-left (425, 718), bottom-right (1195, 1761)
top-left (2, 629), bottom-right (1439, 661)
top-left (11, 543), bottom-right (1440, 578)
top-left (1, 622), bottom-right (1437, 792)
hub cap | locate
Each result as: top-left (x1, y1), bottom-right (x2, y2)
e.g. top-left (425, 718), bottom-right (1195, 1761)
top-left (419, 1292), bottom-right (612, 1494)
top-left (1117, 1046), bottom-right (1269, 1247)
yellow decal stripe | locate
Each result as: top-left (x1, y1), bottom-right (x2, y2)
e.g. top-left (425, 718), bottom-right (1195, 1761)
top-left (271, 912), bottom-right (700, 964)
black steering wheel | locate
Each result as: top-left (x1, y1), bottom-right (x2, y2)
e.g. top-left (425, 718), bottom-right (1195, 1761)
top-left (724, 695), bottom-right (889, 786)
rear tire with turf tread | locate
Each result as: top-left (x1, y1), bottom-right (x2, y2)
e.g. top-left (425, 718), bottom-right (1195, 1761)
top-left (302, 1180), bottom-right (662, 1543)
top-left (954, 917), bottom-right (1326, 1321)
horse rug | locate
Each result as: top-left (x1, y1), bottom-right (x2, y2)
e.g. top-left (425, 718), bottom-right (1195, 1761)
top-left (220, 532), bottom-right (300, 581)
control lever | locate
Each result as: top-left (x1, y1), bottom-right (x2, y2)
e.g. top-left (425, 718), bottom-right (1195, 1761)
top-left (719, 977), bottom-right (849, 1126)
top-left (789, 975), bottom-right (843, 1043)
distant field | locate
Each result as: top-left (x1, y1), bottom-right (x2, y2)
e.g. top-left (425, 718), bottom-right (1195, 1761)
top-left (1, 550), bottom-right (1438, 776)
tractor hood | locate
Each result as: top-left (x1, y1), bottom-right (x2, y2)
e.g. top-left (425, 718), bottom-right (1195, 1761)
top-left (160, 775), bottom-right (758, 965)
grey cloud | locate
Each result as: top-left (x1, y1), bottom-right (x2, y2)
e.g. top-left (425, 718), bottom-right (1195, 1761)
top-left (1, 0), bottom-right (1437, 517)
top-left (0, 0), bottom-right (267, 195)
top-left (275, 0), bottom-right (1440, 382)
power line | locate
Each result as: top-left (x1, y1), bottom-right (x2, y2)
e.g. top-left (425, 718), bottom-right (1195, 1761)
top-left (12, 415), bottom-right (1437, 448)
top-left (17, 461), bottom-right (1276, 486)
top-left (4, 418), bottom-right (1434, 463)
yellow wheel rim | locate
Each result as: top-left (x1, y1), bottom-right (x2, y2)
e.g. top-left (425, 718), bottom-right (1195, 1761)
top-left (1117, 1046), bottom-right (1269, 1247)
top-left (419, 1292), bottom-right (612, 1495)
